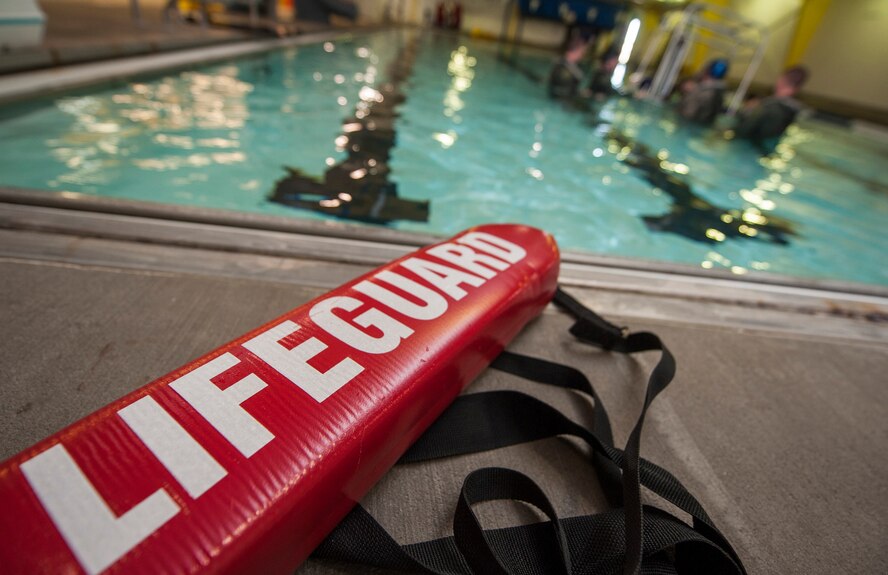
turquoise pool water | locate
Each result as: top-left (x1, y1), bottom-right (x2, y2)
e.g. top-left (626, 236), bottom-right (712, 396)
top-left (0, 30), bottom-right (886, 286)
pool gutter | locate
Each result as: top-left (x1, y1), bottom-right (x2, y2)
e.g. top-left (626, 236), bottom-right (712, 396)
top-left (1, 186), bottom-right (885, 298)
top-left (2, 187), bottom-right (887, 346)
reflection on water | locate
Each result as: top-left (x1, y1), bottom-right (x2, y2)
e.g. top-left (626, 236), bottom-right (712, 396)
top-left (606, 129), bottom-right (796, 245)
top-left (787, 145), bottom-right (888, 196)
top-left (497, 54), bottom-right (797, 251)
top-left (46, 67), bottom-right (250, 189)
top-left (268, 37), bottom-right (429, 224)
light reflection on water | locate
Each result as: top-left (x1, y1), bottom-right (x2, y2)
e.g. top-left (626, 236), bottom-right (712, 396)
top-left (44, 67), bottom-right (252, 188)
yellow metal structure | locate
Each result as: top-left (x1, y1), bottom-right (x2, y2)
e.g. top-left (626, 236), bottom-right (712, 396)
top-left (785, 0), bottom-right (833, 66)
top-left (687, 0), bottom-right (728, 74)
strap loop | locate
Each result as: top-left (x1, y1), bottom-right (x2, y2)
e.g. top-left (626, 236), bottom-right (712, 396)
top-left (554, 287), bottom-right (628, 350)
top-left (454, 468), bottom-right (572, 575)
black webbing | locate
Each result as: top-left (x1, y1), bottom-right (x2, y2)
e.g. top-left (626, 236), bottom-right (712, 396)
top-left (314, 501), bottom-right (740, 574)
top-left (454, 467), bottom-right (572, 575)
top-left (556, 287), bottom-right (676, 575)
top-left (402, 350), bottom-right (623, 507)
top-left (392, 389), bottom-right (742, 571)
top-left (311, 287), bottom-right (746, 575)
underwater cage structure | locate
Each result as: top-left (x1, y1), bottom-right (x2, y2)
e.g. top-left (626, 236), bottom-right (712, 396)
top-left (634, 2), bottom-right (769, 115)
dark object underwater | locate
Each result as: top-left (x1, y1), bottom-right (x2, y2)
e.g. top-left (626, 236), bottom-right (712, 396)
top-left (269, 37), bottom-right (429, 225)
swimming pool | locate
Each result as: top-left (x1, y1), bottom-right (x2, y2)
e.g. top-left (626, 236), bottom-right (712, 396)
top-left (0, 30), bottom-right (886, 286)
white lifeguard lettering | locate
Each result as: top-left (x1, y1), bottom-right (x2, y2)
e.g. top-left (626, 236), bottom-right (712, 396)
top-left (353, 270), bottom-right (449, 321)
top-left (400, 256), bottom-right (485, 301)
top-left (425, 243), bottom-right (510, 279)
top-left (20, 444), bottom-right (179, 575)
top-left (311, 296), bottom-right (413, 354)
top-left (169, 353), bottom-right (274, 457)
top-left (118, 396), bottom-right (227, 498)
top-left (243, 320), bottom-right (363, 403)
top-left (457, 231), bottom-right (527, 263)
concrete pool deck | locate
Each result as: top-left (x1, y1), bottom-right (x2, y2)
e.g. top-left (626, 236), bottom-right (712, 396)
top-left (1, 188), bottom-right (887, 574)
top-left (0, 23), bottom-right (386, 105)
top-left (0, 0), bottom-right (362, 77)
top-left (0, 0), bottom-right (262, 76)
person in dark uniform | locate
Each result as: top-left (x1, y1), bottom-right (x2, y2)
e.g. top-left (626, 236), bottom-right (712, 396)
top-left (586, 49), bottom-right (620, 100)
top-left (547, 29), bottom-right (594, 100)
top-left (732, 65), bottom-right (809, 150)
top-left (678, 59), bottom-right (729, 125)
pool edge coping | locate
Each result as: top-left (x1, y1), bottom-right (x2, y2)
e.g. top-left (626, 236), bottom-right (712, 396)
top-left (0, 25), bottom-right (399, 106)
top-left (2, 186), bottom-right (887, 304)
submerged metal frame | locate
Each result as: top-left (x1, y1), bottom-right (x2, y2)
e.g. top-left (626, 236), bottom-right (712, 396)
top-left (634, 3), bottom-right (769, 115)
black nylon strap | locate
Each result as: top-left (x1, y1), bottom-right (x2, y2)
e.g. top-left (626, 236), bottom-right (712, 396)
top-left (551, 287), bottom-right (628, 351)
top-left (314, 503), bottom-right (740, 574)
top-left (312, 288), bottom-right (746, 575)
top-left (395, 389), bottom-right (741, 569)
top-left (454, 468), bottom-right (572, 575)
top-left (402, 350), bottom-right (623, 507)
top-left (554, 289), bottom-right (743, 574)
top-left (319, 393), bottom-right (742, 572)
top-left (490, 351), bottom-right (622, 505)
top-left (554, 288), bottom-right (678, 575)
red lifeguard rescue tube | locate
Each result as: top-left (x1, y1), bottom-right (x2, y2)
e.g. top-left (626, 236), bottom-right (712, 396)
top-left (0, 224), bottom-right (559, 575)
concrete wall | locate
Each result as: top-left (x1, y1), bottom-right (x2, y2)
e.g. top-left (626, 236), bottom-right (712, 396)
top-left (0, 0), bottom-right (46, 49)
top-left (724, 0), bottom-right (801, 87)
top-left (356, 0), bottom-right (570, 49)
top-left (725, 0), bottom-right (888, 112)
top-left (353, 0), bottom-right (398, 24)
top-left (800, 0), bottom-right (888, 111)
top-left (460, 0), bottom-right (566, 48)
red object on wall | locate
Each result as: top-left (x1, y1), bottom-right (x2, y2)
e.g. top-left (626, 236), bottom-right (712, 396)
top-left (451, 2), bottom-right (461, 29)
top-left (0, 224), bottom-right (559, 574)
top-left (435, 1), bottom-right (461, 29)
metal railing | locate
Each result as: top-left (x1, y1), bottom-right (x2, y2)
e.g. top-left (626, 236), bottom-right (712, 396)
top-left (634, 3), bottom-right (769, 115)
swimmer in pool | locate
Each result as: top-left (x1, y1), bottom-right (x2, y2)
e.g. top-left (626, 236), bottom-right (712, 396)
top-left (728, 65), bottom-right (809, 151)
top-left (678, 59), bottom-right (729, 125)
top-left (547, 30), bottom-right (594, 100)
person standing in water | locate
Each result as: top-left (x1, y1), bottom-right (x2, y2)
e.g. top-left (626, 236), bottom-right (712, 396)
top-left (547, 29), bottom-right (595, 100)
top-left (730, 65), bottom-right (810, 150)
top-left (678, 59), bottom-right (730, 125)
